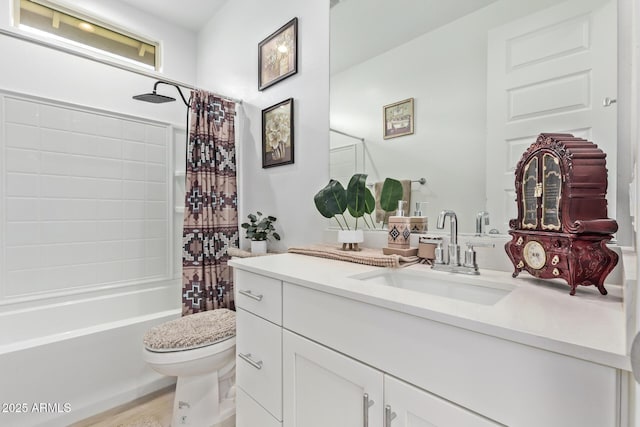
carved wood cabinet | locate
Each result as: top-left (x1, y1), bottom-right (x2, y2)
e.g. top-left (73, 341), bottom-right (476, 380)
top-left (504, 133), bottom-right (618, 295)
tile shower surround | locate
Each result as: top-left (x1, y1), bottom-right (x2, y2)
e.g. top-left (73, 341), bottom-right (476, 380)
top-left (2, 95), bottom-right (171, 298)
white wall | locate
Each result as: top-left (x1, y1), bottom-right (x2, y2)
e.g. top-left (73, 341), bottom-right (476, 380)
top-left (631, 0), bottom-right (640, 421)
top-left (196, 0), bottom-right (330, 251)
top-left (0, 0), bottom-right (197, 84)
top-left (0, 1), bottom-right (198, 425)
top-left (330, 0), bottom-right (583, 234)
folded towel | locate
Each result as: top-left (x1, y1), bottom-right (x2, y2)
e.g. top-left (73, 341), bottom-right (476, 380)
top-left (288, 244), bottom-right (420, 268)
top-left (374, 179), bottom-right (412, 223)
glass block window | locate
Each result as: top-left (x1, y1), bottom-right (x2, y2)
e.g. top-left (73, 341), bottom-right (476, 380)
top-left (15, 0), bottom-right (158, 70)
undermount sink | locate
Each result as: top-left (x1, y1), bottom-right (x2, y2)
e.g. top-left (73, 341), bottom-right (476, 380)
top-left (350, 269), bottom-right (514, 306)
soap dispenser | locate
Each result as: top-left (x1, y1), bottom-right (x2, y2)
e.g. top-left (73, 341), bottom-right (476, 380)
top-left (410, 202), bottom-right (428, 233)
top-left (385, 200), bottom-right (416, 255)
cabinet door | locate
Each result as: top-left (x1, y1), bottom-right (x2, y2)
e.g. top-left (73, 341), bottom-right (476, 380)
top-left (384, 375), bottom-right (502, 427)
top-left (283, 330), bottom-right (383, 427)
top-left (237, 387), bottom-right (282, 427)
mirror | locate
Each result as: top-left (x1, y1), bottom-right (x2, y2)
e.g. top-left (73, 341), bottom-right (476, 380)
top-left (330, 0), bottom-right (620, 235)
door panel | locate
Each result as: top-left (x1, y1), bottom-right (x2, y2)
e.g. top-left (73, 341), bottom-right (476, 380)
top-left (384, 375), bottom-right (502, 427)
top-left (486, 0), bottom-right (616, 232)
top-left (283, 330), bottom-right (383, 427)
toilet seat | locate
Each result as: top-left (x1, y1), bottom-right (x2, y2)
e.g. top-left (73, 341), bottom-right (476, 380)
top-left (143, 308), bottom-right (236, 353)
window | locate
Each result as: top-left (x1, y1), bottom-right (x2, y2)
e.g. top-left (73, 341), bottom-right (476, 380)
top-left (15, 0), bottom-right (158, 70)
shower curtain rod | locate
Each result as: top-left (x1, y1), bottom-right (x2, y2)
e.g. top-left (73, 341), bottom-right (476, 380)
top-left (0, 27), bottom-right (243, 105)
top-left (330, 128), bottom-right (364, 142)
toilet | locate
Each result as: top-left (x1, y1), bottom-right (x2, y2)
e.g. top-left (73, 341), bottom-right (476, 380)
top-left (143, 308), bottom-right (236, 427)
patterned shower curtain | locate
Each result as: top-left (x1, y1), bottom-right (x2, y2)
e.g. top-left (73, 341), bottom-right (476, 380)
top-left (182, 90), bottom-right (238, 315)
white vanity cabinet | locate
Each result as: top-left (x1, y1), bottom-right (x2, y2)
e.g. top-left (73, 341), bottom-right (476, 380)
top-left (232, 259), bottom-right (626, 427)
top-left (283, 330), bottom-right (499, 427)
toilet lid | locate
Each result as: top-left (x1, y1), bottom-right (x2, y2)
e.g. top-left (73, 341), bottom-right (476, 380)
top-left (143, 308), bottom-right (236, 352)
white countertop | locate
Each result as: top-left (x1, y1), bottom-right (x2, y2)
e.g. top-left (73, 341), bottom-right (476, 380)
top-left (229, 252), bottom-right (632, 370)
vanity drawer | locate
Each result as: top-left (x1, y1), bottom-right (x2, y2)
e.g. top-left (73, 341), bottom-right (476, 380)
top-left (236, 308), bottom-right (282, 421)
top-left (237, 387), bottom-right (282, 427)
top-left (235, 269), bottom-right (282, 325)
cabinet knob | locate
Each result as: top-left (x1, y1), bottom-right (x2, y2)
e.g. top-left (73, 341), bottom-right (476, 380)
top-left (238, 352), bottom-right (263, 370)
top-left (384, 405), bottom-right (397, 427)
top-left (363, 393), bottom-right (374, 427)
top-left (239, 289), bottom-right (263, 301)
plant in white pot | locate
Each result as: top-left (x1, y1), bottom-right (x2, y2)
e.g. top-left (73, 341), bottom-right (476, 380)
top-left (313, 173), bottom-right (376, 250)
top-left (241, 211), bottom-right (281, 254)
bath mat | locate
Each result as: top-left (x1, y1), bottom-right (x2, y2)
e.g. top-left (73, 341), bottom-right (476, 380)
top-left (288, 244), bottom-right (420, 268)
top-left (117, 414), bottom-right (162, 427)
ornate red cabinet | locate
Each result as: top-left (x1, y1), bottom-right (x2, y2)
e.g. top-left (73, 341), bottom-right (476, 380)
top-left (504, 133), bottom-right (618, 295)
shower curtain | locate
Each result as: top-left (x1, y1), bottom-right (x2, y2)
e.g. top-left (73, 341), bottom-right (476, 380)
top-left (182, 90), bottom-right (238, 315)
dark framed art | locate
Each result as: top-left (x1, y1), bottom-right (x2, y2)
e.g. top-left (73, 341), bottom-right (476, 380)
top-left (383, 97), bottom-right (414, 139)
top-left (258, 17), bottom-right (298, 91)
top-left (262, 98), bottom-right (294, 168)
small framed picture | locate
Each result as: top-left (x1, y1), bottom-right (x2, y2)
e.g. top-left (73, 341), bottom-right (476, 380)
top-left (258, 18), bottom-right (298, 91)
top-left (262, 98), bottom-right (294, 168)
top-left (383, 98), bottom-right (414, 139)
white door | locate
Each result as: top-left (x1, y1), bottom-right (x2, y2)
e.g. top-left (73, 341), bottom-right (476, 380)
top-left (384, 375), bottom-right (503, 427)
top-left (486, 0), bottom-right (617, 232)
top-left (282, 330), bottom-right (384, 427)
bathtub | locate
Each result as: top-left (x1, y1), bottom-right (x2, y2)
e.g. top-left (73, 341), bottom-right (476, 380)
top-left (0, 279), bottom-right (180, 427)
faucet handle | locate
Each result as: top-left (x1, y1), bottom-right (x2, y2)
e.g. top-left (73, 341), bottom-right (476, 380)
top-left (465, 240), bottom-right (495, 249)
top-left (475, 211), bottom-right (490, 236)
top-left (462, 241), bottom-right (495, 270)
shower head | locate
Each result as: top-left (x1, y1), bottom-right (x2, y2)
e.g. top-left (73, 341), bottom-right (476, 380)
top-left (132, 80), bottom-right (190, 107)
top-left (132, 91), bottom-right (176, 103)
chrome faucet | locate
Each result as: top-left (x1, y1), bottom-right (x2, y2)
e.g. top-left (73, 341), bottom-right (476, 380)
top-left (432, 210), bottom-right (494, 275)
top-left (475, 211), bottom-right (490, 236)
top-left (436, 210), bottom-right (460, 266)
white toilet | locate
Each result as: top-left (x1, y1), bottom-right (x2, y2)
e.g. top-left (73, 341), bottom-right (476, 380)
top-left (143, 308), bottom-right (236, 427)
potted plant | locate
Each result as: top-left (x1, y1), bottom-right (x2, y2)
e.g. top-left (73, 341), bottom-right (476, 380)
top-left (241, 211), bottom-right (281, 254)
top-left (314, 173), bottom-right (376, 249)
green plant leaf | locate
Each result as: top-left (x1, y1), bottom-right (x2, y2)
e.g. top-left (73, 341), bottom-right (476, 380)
top-left (241, 211), bottom-right (279, 241)
top-left (314, 179), bottom-right (347, 219)
top-left (273, 232), bottom-right (281, 240)
top-left (313, 189), bottom-right (333, 218)
top-left (347, 173), bottom-right (367, 218)
top-left (364, 187), bottom-right (375, 215)
top-left (380, 178), bottom-right (403, 212)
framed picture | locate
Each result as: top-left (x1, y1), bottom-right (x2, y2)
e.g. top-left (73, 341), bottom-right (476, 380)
top-left (262, 98), bottom-right (294, 168)
top-left (258, 18), bottom-right (298, 91)
top-left (383, 98), bottom-right (414, 139)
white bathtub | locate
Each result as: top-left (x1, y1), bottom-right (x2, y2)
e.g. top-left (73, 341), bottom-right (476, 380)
top-left (0, 279), bottom-right (180, 427)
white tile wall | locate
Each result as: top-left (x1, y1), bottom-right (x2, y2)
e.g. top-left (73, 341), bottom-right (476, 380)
top-left (2, 96), bottom-right (172, 298)
top-left (172, 127), bottom-right (187, 279)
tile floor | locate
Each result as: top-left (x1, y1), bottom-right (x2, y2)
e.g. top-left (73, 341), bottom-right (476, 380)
top-left (70, 387), bottom-right (174, 427)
